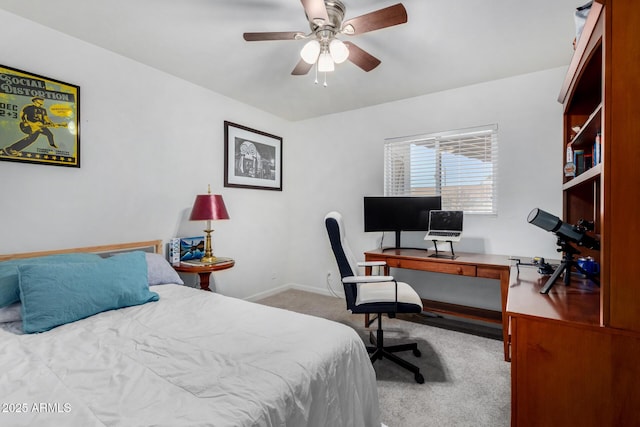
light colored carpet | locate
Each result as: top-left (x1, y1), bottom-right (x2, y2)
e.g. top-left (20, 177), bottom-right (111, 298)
top-left (257, 289), bottom-right (510, 427)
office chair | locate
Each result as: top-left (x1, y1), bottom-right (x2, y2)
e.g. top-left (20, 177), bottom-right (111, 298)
top-left (324, 211), bottom-right (425, 384)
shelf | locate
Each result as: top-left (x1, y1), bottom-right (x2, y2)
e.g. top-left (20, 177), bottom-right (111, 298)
top-left (558, 2), bottom-right (604, 104)
top-left (563, 163), bottom-right (601, 191)
top-left (569, 103), bottom-right (602, 149)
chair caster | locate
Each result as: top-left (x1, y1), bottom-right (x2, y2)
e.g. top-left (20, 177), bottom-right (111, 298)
top-left (413, 348), bottom-right (421, 357)
top-left (415, 373), bottom-right (424, 384)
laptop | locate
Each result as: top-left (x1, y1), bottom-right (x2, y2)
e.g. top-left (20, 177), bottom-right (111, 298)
top-left (424, 210), bottom-right (464, 242)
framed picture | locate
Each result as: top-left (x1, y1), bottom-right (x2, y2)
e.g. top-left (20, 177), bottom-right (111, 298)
top-left (179, 236), bottom-right (205, 261)
top-left (224, 121), bottom-right (282, 191)
top-left (0, 64), bottom-right (80, 168)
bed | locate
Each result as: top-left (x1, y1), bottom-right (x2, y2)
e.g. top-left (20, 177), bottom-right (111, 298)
top-left (0, 240), bottom-right (380, 427)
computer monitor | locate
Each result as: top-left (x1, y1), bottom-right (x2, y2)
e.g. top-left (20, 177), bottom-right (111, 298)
top-left (363, 196), bottom-right (442, 249)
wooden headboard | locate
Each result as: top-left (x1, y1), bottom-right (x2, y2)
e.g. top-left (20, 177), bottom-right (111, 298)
top-left (0, 240), bottom-right (163, 262)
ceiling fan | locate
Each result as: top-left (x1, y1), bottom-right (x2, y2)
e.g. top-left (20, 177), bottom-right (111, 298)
top-left (243, 0), bottom-right (408, 79)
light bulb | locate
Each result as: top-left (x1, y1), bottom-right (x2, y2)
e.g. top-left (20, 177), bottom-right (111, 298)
top-left (300, 40), bottom-right (320, 64)
top-left (317, 52), bottom-right (335, 72)
top-left (329, 39), bottom-right (349, 64)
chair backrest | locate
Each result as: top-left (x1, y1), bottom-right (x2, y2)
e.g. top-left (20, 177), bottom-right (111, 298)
top-left (325, 211), bottom-right (359, 309)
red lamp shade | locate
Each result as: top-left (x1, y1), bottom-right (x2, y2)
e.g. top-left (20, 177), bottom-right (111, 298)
top-left (189, 194), bottom-right (230, 221)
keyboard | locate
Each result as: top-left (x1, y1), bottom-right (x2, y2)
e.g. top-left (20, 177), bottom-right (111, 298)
top-left (428, 231), bottom-right (461, 237)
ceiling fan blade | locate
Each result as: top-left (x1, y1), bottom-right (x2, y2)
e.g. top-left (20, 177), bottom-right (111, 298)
top-left (291, 59), bottom-right (313, 75)
top-left (344, 42), bottom-right (381, 72)
top-left (342, 3), bottom-right (407, 36)
top-left (300, 0), bottom-right (330, 25)
top-left (243, 32), bottom-right (303, 41)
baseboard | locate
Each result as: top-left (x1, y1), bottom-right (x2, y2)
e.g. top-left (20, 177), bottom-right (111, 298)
top-left (398, 312), bottom-right (503, 341)
top-left (245, 283), bottom-right (340, 302)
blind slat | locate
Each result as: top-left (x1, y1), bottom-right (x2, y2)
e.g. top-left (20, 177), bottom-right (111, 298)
top-left (384, 125), bottom-right (498, 214)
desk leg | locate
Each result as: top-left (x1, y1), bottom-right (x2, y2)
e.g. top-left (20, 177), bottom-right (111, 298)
top-left (198, 272), bottom-right (213, 291)
top-left (500, 270), bottom-right (510, 361)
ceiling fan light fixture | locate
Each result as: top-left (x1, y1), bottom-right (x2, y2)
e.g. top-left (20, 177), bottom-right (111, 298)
top-left (246, 1), bottom-right (408, 80)
top-left (342, 23), bottom-right (355, 35)
top-left (317, 51), bottom-right (335, 72)
top-left (329, 39), bottom-right (349, 63)
top-left (300, 40), bottom-right (321, 64)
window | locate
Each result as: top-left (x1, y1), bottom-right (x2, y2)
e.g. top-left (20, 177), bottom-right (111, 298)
top-left (384, 124), bottom-right (498, 214)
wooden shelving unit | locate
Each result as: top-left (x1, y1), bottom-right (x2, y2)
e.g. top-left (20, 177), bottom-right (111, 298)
top-left (507, 2), bottom-right (640, 425)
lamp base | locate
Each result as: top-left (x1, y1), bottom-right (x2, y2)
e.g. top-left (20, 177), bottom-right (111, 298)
top-left (201, 229), bottom-right (216, 264)
top-left (200, 255), bottom-right (217, 264)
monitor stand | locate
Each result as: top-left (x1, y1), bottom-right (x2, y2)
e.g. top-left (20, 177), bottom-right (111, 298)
top-left (380, 230), bottom-right (429, 252)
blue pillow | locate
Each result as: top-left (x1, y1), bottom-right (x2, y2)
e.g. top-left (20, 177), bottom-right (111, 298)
top-left (0, 253), bottom-right (102, 308)
top-left (19, 251), bottom-right (159, 334)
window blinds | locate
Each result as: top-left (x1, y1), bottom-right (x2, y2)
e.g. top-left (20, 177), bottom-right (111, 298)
top-left (384, 124), bottom-right (498, 214)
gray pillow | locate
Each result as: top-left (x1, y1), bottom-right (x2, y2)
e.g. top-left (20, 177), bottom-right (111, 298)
top-left (0, 302), bottom-right (21, 323)
top-left (146, 253), bottom-right (184, 286)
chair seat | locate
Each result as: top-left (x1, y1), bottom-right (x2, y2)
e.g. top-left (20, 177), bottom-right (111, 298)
top-left (355, 281), bottom-right (423, 309)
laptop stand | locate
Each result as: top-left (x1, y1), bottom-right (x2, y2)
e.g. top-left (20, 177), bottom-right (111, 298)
top-left (428, 240), bottom-right (457, 259)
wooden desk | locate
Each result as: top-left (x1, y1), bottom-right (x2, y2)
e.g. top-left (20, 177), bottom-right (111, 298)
top-left (505, 266), bottom-right (640, 426)
top-left (364, 248), bottom-right (512, 361)
top-left (173, 258), bottom-right (235, 291)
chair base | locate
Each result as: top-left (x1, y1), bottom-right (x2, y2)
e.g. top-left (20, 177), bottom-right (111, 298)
top-left (367, 316), bottom-right (424, 384)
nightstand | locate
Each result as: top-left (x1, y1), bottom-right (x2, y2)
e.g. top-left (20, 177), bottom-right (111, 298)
top-left (173, 258), bottom-right (235, 291)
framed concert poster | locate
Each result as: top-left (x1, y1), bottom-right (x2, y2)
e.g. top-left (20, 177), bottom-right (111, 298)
top-left (224, 121), bottom-right (282, 191)
top-left (0, 64), bottom-right (80, 167)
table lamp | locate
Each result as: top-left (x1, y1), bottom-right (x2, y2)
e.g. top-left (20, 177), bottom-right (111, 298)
top-left (189, 185), bottom-right (230, 264)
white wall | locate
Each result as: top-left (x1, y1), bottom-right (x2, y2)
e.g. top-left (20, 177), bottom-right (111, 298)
top-left (0, 10), bottom-right (291, 298)
top-left (285, 68), bottom-right (566, 308)
top-left (0, 10), bottom-right (566, 305)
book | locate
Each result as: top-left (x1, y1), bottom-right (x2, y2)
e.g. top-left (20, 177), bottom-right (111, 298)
top-left (574, 149), bottom-right (585, 175)
top-left (168, 238), bottom-right (180, 266)
top-left (593, 133), bottom-right (601, 166)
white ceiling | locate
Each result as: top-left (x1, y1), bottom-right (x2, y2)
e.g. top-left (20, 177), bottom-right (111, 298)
top-left (0, 0), bottom-right (581, 121)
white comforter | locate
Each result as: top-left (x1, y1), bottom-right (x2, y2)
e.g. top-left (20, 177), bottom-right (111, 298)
top-left (0, 285), bottom-right (380, 426)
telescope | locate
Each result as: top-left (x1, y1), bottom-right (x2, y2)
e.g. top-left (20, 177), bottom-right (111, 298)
top-left (527, 208), bottom-right (600, 294)
top-left (527, 208), bottom-right (599, 250)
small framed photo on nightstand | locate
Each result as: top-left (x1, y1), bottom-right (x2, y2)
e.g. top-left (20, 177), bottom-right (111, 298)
top-left (179, 236), bottom-right (205, 262)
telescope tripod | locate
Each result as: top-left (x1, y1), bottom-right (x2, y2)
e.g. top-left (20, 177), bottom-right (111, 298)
top-left (540, 240), bottom-right (600, 294)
